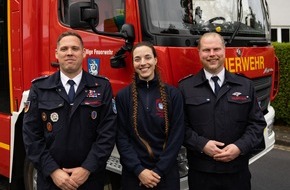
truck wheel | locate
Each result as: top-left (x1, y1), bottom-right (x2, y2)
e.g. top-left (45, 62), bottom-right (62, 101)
top-left (23, 158), bottom-right (37, 190)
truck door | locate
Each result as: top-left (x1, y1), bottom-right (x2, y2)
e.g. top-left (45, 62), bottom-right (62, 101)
top-left (0, 0), bottom-right (10, 113)
top-left (51, 0), bottom-right (129, 94)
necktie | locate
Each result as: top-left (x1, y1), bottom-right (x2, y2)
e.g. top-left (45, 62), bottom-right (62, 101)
top-left (211, 76), bottom-right (220, 95)
top-left (67, 80), bottom-right (75, 104)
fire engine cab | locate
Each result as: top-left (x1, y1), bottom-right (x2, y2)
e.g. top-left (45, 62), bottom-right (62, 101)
top-left (0, 0), bottom-right (279, 189)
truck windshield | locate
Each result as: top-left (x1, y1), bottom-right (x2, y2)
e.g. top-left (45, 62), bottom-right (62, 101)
top-left (144, 0), bottom-right (269, 37)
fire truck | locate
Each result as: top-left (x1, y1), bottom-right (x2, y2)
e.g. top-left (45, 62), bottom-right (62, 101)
top-left (0, 0), bottom-right (279, 189)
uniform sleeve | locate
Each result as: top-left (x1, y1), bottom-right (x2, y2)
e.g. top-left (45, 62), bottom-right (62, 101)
top-left (81, 81), bottom-right (117, 173)
top-left (234, 81), bottom-right (266, 155)
top-left (115, 89), bottom-right (145, 177)
top-left (153, 87), bottom-right (185, 177)
top-left (22, 84), bottom-right (59, 177)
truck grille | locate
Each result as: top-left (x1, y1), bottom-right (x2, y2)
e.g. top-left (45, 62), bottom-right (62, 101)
top-left (252, 76), bottom-right (272, 112)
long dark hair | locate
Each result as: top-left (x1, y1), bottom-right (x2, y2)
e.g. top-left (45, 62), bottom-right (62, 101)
top-left (131, 42), bottom-right (169, 158)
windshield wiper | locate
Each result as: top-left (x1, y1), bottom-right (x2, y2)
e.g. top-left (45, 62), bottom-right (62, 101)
top-left (227, 0), bottom-right (242, 45)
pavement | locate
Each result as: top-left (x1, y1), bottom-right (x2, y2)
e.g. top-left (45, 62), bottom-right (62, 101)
top-left (274, 125), bottom-right (290, 147)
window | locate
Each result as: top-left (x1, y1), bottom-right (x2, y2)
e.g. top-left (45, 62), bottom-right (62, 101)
top-left (59, 0), bottom-right (125, 32)
top-left (281, 28), bottom-right (290, 42)
top-left (271, 27), bottom-right (290, 42)
top-left (271, 28), bottom-right (277, 42)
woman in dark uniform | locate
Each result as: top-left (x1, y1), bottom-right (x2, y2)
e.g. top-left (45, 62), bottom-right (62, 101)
top-left (116, 41), bottom-right (185, 189)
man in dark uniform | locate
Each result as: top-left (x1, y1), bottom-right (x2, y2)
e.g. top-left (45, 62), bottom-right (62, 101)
top-left (178, 32), bottom-right (266, 190)
top-left (23, 31), bottom-right (117, 190)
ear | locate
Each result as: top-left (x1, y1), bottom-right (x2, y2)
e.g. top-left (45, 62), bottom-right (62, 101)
top-left (55, 49), bottom-right (58, 59)
top-left (82, 48), bottom-right (86, 58)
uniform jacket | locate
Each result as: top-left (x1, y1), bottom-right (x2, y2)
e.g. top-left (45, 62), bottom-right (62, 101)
top-left (116, 76), bottom-right (185, 178)
top-left (178, 69), bottom-right (266, 173)
top-left (23, 71), bottom-right (117, 189)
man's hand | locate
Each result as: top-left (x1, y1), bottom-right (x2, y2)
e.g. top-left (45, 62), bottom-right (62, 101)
top-left (213, 144), bottom-right (241, 162)
top-left (138, 169), bottom-right (161, 188)
top-left (203, 140), bottom-right (225, 157)
top-left (50, 169), bottom-right (78, 190)
top-left (63, 167), bottom-right (90, 187)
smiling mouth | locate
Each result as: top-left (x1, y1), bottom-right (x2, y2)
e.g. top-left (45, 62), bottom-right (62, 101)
top-left (65, 59), bottom-right (76, 62)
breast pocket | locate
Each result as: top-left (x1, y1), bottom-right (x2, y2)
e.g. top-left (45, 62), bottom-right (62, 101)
top-left (80, 99), bottom-right (104, 128)
top-left (227, 94), bottom-right (252, 122)
top-left (185, 96), bottom-right (211, 126)
top-left (38, 100), bottom-right (65, 144)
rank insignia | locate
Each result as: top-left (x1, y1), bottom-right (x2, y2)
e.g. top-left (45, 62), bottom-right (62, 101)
top-left (87, 90), bottom-right (101, 98)
top-left (50, 112), bottom-right (59, 122)
top-left (24, 101), bottom-right (30, 113)
top-left (232, 92), bottom-right (242, 96)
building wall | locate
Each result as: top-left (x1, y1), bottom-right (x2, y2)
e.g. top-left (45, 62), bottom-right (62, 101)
top-left (268, 0), bottom-right (290, 42)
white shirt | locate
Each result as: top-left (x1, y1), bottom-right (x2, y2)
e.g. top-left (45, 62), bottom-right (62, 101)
top-left (60, 71), bottom-right (82, 94)
top-left (203, 68), bottom-right (225, 93)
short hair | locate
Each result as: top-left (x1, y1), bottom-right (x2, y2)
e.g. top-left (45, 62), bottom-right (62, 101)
top-left (56, 30), bottom-right (84, 47)
top-left (197, 32), bottom-right (225, 49)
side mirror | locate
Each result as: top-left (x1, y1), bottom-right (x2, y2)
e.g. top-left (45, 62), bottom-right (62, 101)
top-left (110, 24), bottom-right (135, 68)
top-left (120, 24), bottom-right (135, 43)
top-left (69, 2), bottom-right (99, 29)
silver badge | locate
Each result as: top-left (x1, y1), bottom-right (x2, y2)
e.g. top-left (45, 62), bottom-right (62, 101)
top-left (50, 112), bottom-right (59, 122)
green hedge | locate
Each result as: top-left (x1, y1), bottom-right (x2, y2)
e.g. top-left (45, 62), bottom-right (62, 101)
top-left (272, 42), bottom-right (290, 126)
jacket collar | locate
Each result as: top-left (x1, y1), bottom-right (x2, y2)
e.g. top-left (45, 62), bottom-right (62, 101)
top-left (37, 70), bottom-right (100, 90)
top-left (193, 69), bottom-right (244, 87)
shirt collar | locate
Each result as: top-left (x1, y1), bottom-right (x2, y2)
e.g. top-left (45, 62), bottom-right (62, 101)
top-left (60, 70), bottom-right (83, 87)
top-left (203, 68), bottom-right (225, 84)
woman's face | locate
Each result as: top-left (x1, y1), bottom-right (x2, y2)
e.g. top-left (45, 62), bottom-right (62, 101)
top-left (133, 45), bottom-right (157, 81)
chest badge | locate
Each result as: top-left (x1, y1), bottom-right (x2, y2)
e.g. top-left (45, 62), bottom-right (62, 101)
top-left (91, 111), bottom-right (98, 120)
top-left (41, 112), bottom-right (47, 121)
top-left (50, 112), bottom-right (59, 122)
top-left (46, 122), bottom-right (53, 132)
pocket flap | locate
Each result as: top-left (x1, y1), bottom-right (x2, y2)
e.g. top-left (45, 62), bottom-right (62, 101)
top-left (185, 96), bottom-right (211, 106)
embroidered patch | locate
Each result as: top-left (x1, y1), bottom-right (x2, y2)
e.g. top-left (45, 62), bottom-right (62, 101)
top-left (24, 101), bottom-right (30, 113)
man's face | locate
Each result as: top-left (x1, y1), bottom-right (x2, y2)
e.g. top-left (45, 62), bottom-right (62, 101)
top-left (55, 35), bottom-right (86, 78)
top-left (198, 35), bottom-right (225, 74)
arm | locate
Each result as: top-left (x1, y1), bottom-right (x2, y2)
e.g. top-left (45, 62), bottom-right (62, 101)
top-left (115, 89), bottom-right (145, 177)
top-left (152, 88), bottom-right (185, 177)
top-left (214, 81), bottom-right (266, 162)
top-left (234, 82), bottom-right (266, 155)
top-left (22, 84), bottom-right (59, 177)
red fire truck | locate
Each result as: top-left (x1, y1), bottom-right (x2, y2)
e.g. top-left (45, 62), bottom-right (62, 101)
top-left (0, 0), bottom-right (279, 189)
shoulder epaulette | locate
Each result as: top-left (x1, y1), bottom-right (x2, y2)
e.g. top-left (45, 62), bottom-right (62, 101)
top-left (31, 75), bottom-right (49, 83)
top-left (234, 72), bottom-right (249, 79)
top-left (178, 74), bottom-right (194, 83)
top-left (92, 74), bottom-right (109, 81)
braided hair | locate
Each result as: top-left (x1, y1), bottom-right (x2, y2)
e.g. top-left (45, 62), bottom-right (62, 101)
top-left (131, 42), bottom-right (170, 158)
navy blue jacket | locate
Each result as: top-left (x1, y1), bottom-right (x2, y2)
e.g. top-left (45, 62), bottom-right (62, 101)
top-left (116, 76), bottom-right (185, 178)
top-left (178, 69), bottom-right (266, 173)
top-left (23, 71), bottom-right (116, 189)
